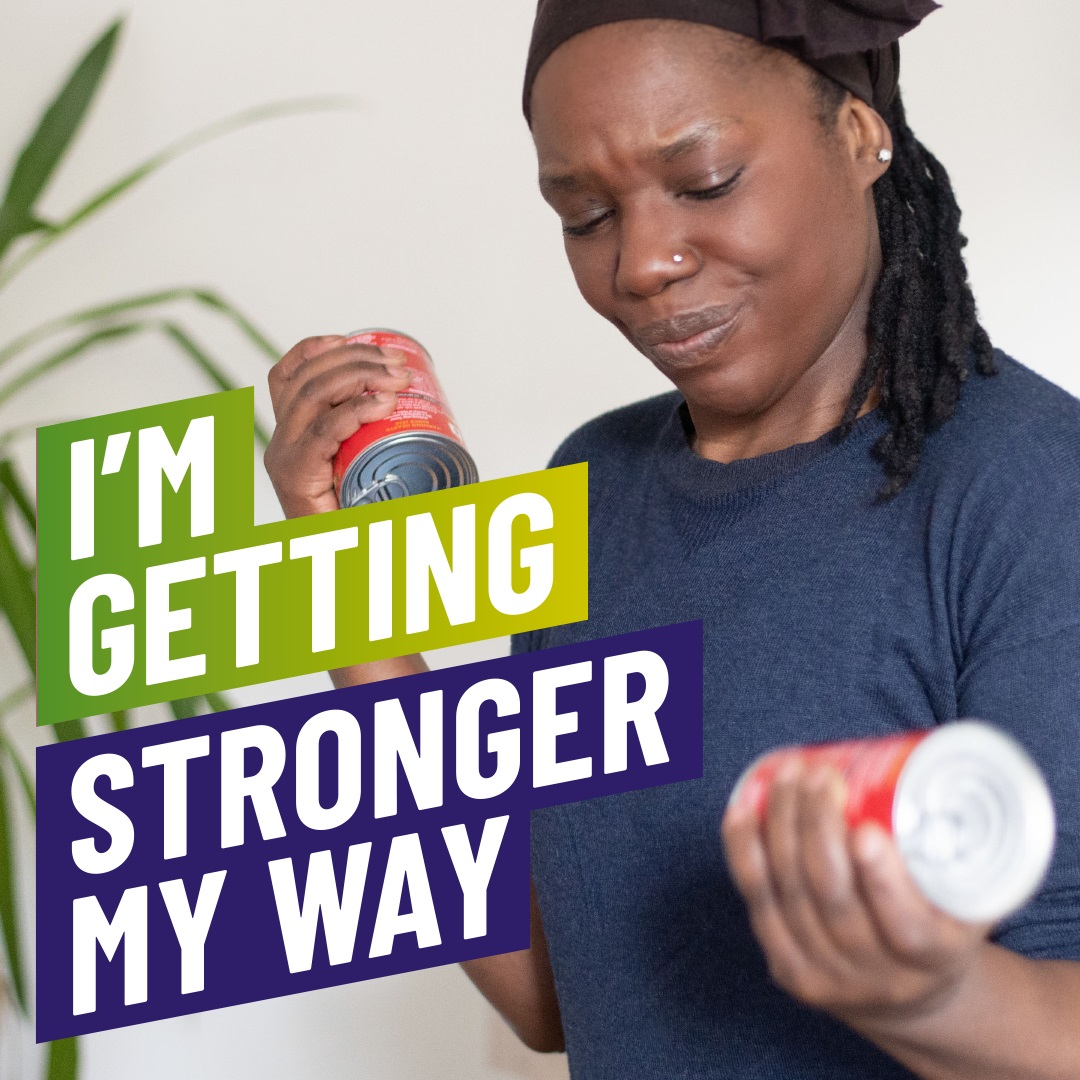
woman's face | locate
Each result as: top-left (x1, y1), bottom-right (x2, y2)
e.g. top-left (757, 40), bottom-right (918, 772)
top-left (529, 20), bottom-right (888, 423)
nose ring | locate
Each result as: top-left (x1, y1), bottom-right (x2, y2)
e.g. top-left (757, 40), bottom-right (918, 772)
top-left (672, 253), bottom-right (684, 263)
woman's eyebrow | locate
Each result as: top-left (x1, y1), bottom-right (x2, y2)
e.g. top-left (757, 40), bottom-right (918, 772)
top-left (538, 171), bottom-right (585, 198)
top-left (539, 119), bottom-right (736, 198)
top-left (654, 119), bottom-right (734, 163)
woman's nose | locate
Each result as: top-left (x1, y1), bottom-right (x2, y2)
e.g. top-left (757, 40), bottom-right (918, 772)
top-left (613, 209), bottom-right (700, 297)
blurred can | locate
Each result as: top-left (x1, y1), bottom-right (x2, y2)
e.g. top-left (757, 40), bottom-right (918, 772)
top-left (728, 720), bottom-right (1055, 922)
top-left (332, 328), bottom-right (478, 507)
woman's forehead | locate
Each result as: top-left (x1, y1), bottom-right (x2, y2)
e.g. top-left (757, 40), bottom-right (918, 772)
top-left (533, 23), bottom-right (808, 116)
top-left (529, 23), bottom-right (812, 163)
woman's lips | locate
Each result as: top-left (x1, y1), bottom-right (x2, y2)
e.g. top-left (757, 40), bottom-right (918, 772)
top-left (643, 308), bottom-right (740, 367)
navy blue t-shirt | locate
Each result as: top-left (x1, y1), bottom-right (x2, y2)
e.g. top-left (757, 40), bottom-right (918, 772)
top-left (510, 350), bottom-right (1080, 1079)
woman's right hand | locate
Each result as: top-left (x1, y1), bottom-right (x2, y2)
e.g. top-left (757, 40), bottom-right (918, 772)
top-left (264, 334), bottom-right (413, 520)
top-left (265, 334), bottom-right (421, 688)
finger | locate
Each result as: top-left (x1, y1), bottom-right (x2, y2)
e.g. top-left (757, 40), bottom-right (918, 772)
top-left (263, 389), bottom-right (402, 518)
top-left (269, 336), bottom-right (345, 412)
top-left (797, 767), bottom-right (883, 962)
top-left (851, 823), bottom-right (987, 965)
top-left (722, 799), bottom-right (773, 919)
top-left (764, 759), bottom-right (848, 976)
top-left (274, 343), bottom-right (411, 421)
top-left (294, 391), bottom-right (402, 462)
top-left (722, 800), bottom-right (814, 997)
top-left (276, 361), bottom-right (411, 445)
top-left (280, 340), bottom-right (408, 386)
top-left (273, 335), bottom-right (372, 382)
top-left (272, 341), bottom-right (410, 420)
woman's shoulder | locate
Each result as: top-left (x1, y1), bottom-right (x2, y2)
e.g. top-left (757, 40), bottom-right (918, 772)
top-left (914, 348), bottom-right (1080, 510)
top-left (923, 349), bottom-right (1080, 666)
top-left (942, 349), bottom-right (1080, 465)
top-left (544, 389), bottom-right (683, 469)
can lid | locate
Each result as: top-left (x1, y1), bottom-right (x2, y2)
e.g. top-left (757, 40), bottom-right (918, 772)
top-left (339, 431), bottom-right (478, 508)
top-left (894, 720), bottom-right (1056, 923)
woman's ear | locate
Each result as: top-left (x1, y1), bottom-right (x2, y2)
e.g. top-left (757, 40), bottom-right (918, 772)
top-left (839, 97), bottom-right (894, 190)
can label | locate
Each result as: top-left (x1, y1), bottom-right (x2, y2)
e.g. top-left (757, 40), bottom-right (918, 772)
top-left (332, 329), bottom-right (476, 506)
top-left (731, 732), bottom-right (928, 833)
top-left (728, 722), bottom-right (1057, 923)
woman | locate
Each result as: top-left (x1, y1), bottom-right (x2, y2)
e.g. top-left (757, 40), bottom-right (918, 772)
top-left (264, 2), bottom-right (1080, 1076)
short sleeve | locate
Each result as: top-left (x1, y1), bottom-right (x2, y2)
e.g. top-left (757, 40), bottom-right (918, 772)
top-left (949, 413), bottom-right (1080, 958)
top-left (957, 622), bottom-right (1080, 959)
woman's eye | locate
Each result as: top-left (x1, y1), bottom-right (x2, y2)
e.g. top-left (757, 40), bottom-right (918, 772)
top-left (560, 168), bottom-right (743, 237)
top-left (683, 168), bottom-right (744, 200)
top-left (562, 211), bottom-right (612, 238)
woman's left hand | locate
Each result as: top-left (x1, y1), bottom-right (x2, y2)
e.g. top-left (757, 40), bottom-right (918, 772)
top-left (720, 758), bottom-right (995, 1035)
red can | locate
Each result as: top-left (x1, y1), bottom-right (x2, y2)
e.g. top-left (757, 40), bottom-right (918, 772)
top-left (728, 721), bottom-right (1055, 922)
top-left (332, 328), bottom-right (478, 507)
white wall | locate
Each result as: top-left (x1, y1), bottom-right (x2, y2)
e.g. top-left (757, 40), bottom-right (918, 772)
top-left (0, 1), bottom-right (1076, 1077)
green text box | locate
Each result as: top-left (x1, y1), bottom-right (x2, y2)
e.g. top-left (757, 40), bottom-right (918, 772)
top-left (37, 388), bottom-right (587, 725)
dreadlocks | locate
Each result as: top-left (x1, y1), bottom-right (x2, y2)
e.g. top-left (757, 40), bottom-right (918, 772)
top-left (812, 74), bottom-right (998, 502)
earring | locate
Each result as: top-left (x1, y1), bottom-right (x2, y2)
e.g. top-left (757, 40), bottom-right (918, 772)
top-left (877, 148), bottom-right (892, 163)
top-left (672, 253), bottom-right (685, 263)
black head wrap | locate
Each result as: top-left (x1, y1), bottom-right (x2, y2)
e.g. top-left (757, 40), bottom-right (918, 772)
top-left (522, 0), bottom-right (940, 122)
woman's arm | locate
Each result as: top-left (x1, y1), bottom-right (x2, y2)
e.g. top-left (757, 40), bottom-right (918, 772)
top-left (329, 653), bottom-right (429, 688)
top-left (855, 941), bottom-right (1080, 1080)
top-left (460, 880), bottom-right (565, 1053)
top-left (721, 760), bottom-right (1080, 1080)
top-left (265, 334), bottom-right (566, 1055)
top-left (331, 653), bottom-right (565, 1053)
top-left (334, 653), bottom-right (565, 1053)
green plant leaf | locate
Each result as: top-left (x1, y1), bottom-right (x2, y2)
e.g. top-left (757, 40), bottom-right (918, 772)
top-left (0, 459), bottom-right (36, 532)
top-left (0, 96), bottom-right (354, 289)
top-left (0, 684), bottom-right (36, 817)
top-left (108, 709), bottom-right (129, 732)
top-left (0, 285), bottom-right (280, 372)
top-left (189, 288), bottom-right (279, 362)
top-left (0, 683), bottom-right (33, 721)
top-left (168, 697), bottom-right (204, 721)
top-left (0, 731), bottom-right (35, 817)
top-left (0, 503), bottom-right (35, 676)
top-left (45, 1036), bottom-right (79, 1080)
top-left (160, 322), bottom-right (271, 446)
top-left (168, 693), bottom-right (232, 719)
top-left (51, 718), bottom-right (88, 742)
top-left (0, 317), bottom-right (271, 448)
top-left (0, 321), bottom-right (145, 410)
top-left (0, 757), bottom-right (28, 1015)
top-left (0, 19), bottom-right (122, 262)
top-left (0, 424), bottom-right (45, 460)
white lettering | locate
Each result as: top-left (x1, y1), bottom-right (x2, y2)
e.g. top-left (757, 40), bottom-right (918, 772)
top-left (138, 416), bottom-right (214, 547)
